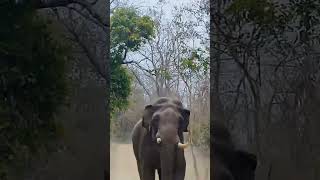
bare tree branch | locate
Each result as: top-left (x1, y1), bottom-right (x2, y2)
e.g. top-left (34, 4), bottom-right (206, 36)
top-left (129, 69), bottom-right (151, 98)
top-left (36, 0), bottom-right (107, 29)
top-left (54, 9), bottom-right (107, 80)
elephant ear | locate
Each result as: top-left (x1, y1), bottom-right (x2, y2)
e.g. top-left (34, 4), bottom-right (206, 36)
top-left (142, 104), bottom-right (160, 129)
top-left (179, 108), bottom-right (190, 132)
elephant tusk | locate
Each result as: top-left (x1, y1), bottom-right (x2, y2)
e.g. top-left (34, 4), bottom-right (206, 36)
top-left (157, 138), bottom-right (162, 144)
top-left (177, 142), bottom-right (189, 149)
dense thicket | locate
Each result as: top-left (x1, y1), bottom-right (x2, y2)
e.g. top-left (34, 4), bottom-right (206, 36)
top-left (211, 0), bottom-right (320, 179)
top-left (0, 2), bottom-right (69, 178)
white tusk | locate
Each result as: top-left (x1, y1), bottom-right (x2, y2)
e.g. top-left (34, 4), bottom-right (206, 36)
top-left (177, 142), bottom-right (189, 149)
top-left (157, 138), bottom-right (162, 144)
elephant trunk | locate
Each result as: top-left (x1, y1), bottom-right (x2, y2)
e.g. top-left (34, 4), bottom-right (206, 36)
top-left (160, 144), bottom-right (177, 180)
top-left (158, 133), bottom-right (187, 180)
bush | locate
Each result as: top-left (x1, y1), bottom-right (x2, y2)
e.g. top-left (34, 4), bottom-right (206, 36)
top-left (191, 121), bottom-right (210, 150)
top-left (0, 3), bottom-right (69, 178)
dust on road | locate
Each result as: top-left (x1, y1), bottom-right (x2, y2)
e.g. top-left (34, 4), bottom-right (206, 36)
top-left (110, 143), bottom-right (210, 180)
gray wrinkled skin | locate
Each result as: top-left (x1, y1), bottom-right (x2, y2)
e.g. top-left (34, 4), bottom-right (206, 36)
top-left (132, 97), bottom-right (190, 180)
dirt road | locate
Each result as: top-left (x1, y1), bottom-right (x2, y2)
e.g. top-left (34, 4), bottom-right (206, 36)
top-left (110, 143), bottom-right (210, 180)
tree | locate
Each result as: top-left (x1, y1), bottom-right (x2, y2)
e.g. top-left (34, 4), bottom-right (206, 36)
top-left (1, 1), bottom-right (110, 179)
top-left (110, 7), bottom-right (155, 112)
top-left (0, 3), bottom-right (69, 179)
top-left (11, 0), bottom-right (109, 81)
top-left (210, 0), bottom-right (320, 179)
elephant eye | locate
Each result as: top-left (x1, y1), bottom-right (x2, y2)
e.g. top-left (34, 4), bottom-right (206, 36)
top-left (153, 114), bottom-right (159, 120)
top-left (152, 115), bottom-right (160, 125)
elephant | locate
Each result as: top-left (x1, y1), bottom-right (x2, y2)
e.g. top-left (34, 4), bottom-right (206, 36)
top-left (132, 97), bottom-right (190, 180)
top-left (212, 122), bottom-right (257, 180)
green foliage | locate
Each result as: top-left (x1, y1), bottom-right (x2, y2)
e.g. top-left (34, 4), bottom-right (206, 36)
top-left (192, 121), bottom-right (210, 150)
top-left (288, 0), bottom-right (320, 35)
top-left (110, 60), bottom-right (132, 112)
top-left (110, 83), bottom-right (145, 142)
top-left (111, 7), bottom-right (155, 52)
top-left (0, 3), bottom-right (69, 179)
top-left (110, 7), bottom-right (155, 113)
top-left (222, 0), bottom-right (320, 51)
top-left (226, 0), bottom-right (320, 31)
top-left (226, 0), bottom-right (278, 25)
top-left (158, 68), bottom-right (172, 80)
top-left (180, 48), bottom-right (209, 74)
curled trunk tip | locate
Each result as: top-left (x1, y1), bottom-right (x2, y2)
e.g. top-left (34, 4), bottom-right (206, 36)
top-left (177, 142), bottom-right (188, 149)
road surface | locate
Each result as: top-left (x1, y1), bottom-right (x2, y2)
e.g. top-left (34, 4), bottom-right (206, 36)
top-left (110, 143), bottom-right (210, 180)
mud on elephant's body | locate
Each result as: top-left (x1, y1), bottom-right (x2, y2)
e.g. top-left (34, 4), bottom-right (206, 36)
top-left (132, 97), bottom-right (190, 180)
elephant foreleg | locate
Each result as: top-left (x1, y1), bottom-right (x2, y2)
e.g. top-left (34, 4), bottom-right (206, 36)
top-left (174, 150), bottom-right (186, 180)
top-left (136, 161), bottom-right (142, 180)
top-left (174, 168), bottom-right (186, 180)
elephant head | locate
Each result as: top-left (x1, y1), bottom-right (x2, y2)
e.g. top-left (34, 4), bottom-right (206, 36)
top-left (141, 98), bottom-right (190, 180)
top-left (213, 122), bottom-right (257, 180)
top-left (142, 98), bottom-right (190, 149)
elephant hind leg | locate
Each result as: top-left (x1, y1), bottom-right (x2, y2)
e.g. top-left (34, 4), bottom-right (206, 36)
top-left (142, 166), bottom-right (155, 180)
top-left (157, 168), bottom-right (161, 180)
